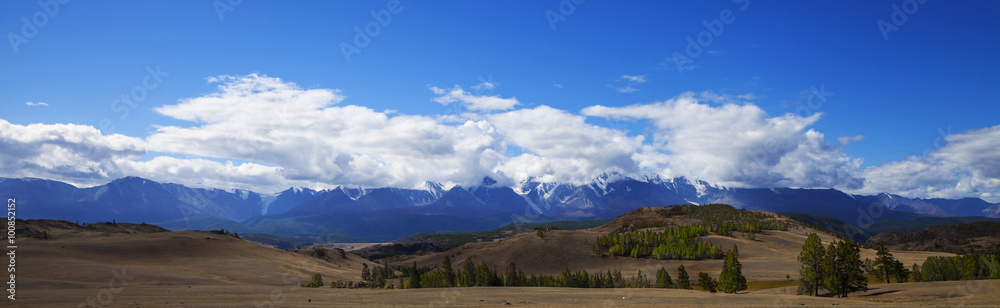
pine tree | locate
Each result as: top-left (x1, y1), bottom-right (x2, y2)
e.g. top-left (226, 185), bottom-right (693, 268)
top-left (719, 246), bottom-right (747, 293)
top-left (361, 263), bottom-right (371, 282)
top-left (797, 233), bottom-right (825, 296)
top-left (873, 242), bottom-right (897, 283)
top-left (442, 255), bottom-right (456, 287)
top-left (505, 262), bottom-right (519, 287)
top-left (407, 262), bottom-right (422, 288)
top-left (822, 241), bottom-right (867, 298)
top-left (910, 263), bottom-right (923, 282)
top-left (461, 257), bottom-right (475, 287)
top-left (655, 267), bottom-right (674, 288)
top-left (697, 272), bottom-right (717, 293)
top-left (676, 264), bottom-right (691, 290)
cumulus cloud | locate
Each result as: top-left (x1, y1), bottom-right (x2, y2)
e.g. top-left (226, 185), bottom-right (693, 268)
top-left (430, 85), bottom-right (519, 111)
top-left (25, 102), bottom-right (49, 107)
top-left (855, 125), bottom-right (1000, 202)
top-left (0, 119), bottom-right (145, 185)
top-left (582, 92), bottom-right (864, 189)
top-left (149, 74), bottom-right (508, 190)
top-left (2, 73), bottom-right (996, 203)
top-left (489, 106), bottom-right (644, 183)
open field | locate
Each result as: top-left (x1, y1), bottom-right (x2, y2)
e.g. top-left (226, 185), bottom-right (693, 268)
top-left (11, 281), bottom-right (1000, 307)
top-left (7, 217), bottom-right (989, 307)
top-left (393, 222), bottom-right (954, 282)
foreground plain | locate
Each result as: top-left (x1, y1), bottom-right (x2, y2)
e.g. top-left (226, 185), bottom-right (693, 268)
top-left (13, 281), bottom-right (1000, 307)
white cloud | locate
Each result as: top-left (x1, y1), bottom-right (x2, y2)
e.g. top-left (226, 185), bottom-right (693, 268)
top-left (25, 102), bottom-right (49, 107)
top-left (621, 75), bottom-right (646, 84)
top-left (429, 85), bottom-right (519, 111)
top-left (147, 75), bottom-right (508, 190)
top-left (0, 119), bottom-right (145, 186)
top-left (837, 135), bottom-right (864, 147)
top-left (854, 125), bottom-right (1000, 202)
top-left (614, 75), bottom-right (647, 93)
top-left (2, 74), bottom-right (996, 203)
top-left (552, 84), bottom-right (563, 88)
top-left (582, 92), bottom-right (864, 189)
top-left (489, 106), bottom-right (644, 183)
top-left (616, 86), bottom-right (639, 93)
top-left (470, 82), bottom-right (496, 92)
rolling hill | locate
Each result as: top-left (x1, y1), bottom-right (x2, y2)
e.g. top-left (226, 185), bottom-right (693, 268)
top-left (15, 219), bottom-right (376, 292)
top-left (865, 221), bottom-right (1000, 254)
top-left (383, 205), bottom-right (952, 284)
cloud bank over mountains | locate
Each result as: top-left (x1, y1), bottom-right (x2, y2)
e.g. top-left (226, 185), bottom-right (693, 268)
top-left (3, 74), bottom-right (998, 202)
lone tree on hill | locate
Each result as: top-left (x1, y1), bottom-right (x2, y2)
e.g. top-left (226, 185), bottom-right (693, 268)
top-left (872, 242), bottom-right (902, 283)
top-left (797, 233), bottom-right (826, 296)
top-left (718, 245), bottom-right (747, 293)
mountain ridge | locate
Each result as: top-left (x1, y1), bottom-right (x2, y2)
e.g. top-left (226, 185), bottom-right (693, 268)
top-left (4, 174), bottom-right (998, 241)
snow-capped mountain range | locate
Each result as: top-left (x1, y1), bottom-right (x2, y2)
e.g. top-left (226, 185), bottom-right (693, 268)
top-left (3, 173), bottom-right (998, 240)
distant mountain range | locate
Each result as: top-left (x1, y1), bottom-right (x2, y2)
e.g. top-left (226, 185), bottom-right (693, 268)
top-left (4, 173), bottom-right (999, 240)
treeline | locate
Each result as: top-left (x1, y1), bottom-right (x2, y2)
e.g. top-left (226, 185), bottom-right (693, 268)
top-left (592, 225), bottom-right (723, 260)
top-left (411, 256), bottom-right (658, 288)
top-left (341, 247), bottom-right (747, 292)
top-left (712, 220), bottom-right (787, 239)
top-left (915, 252), bottom-right (1000, 282)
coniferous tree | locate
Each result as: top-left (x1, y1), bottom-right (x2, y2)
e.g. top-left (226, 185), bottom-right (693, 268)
top-left (461, 257), bottom-right (475, 287)
top-left (797, 233), bottom-right (825, 296)
top-left (676, 265), bottom-right (691, 290)
top-left (361, 263), bottom-right (371, 282)
top-left (407, 262), bottom-right (422, 288)
top-left (655, 267), bottom-right (674, 288)
top-left (719, 246), bottom-right (747, 293)
top-left (822, 241), bottom-right (867, 298)
top-left (873, 242), bottom-right (897, 283)
top-left (442, 255), bottom-right (456, 287)
top-left (910, 263), bottom-right (922, 282)
top-left (697, 272), bottom-right (717, 293)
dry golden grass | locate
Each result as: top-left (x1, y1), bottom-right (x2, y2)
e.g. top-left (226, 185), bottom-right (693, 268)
top-left (12, 281), bottom-right (1000, 307)
top-left (393, 223), bottom-right (955, 284)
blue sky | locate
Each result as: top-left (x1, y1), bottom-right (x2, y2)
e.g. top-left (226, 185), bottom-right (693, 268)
top-left (1, 1), bottom-right (998, 201)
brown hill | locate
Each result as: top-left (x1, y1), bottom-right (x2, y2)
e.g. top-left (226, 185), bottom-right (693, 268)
top-left (865, 221), bottom-right (1000, 254)
top-left (388, 206), bottom-right (952, 283)
top-left (16, 219), bottom-right (376, 293)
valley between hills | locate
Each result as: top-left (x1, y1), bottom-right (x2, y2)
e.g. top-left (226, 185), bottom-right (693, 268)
top-left (11, 205), bottom-right (1000, 307)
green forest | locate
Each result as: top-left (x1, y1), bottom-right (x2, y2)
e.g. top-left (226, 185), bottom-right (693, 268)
top-left (592, 225), bottom-right (723, 260)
